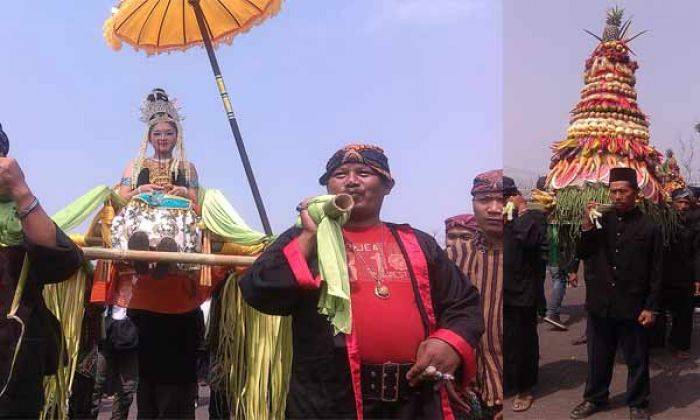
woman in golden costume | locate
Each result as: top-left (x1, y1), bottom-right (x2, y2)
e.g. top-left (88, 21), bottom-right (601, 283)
top-left (111, 89), bottom-right (205, 418)
top-left (111, 88), bottom-right (201, 277)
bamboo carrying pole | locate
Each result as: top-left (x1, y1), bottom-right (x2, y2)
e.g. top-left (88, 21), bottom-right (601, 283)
top-left (81, 247), bottom-right (257, 266)
top-left (187, 0), bottom-right (273, 236)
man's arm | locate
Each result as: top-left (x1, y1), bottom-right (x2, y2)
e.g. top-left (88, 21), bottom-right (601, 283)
top-left (577, 202), bottom-right (604, 260)
top-left (238, 227), bottom-right (317, 316)
top-left (406, 232), bottom-right (483, 386)
top-left (0, 157), bottom-right (84, 283)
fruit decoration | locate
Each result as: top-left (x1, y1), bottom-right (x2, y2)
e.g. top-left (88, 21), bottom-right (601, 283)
top-left (545, 7), bottom-right (671, 202)
top-left (658, 149), bottom-right (686, 198)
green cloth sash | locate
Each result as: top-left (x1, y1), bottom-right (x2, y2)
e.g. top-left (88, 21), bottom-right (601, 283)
top-left (295, 195), bottom-right (352, 335)
top-left (0, 201), bottom-right (22, 247)
top-left (52, 185), bottom-right (118, 231)
top-left (201, 189), bottom-right (269, 246)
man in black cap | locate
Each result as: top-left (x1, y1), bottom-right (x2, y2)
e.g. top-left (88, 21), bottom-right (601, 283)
top-left (503, 176), bottom-right (548, 413)
top-left (570, 167), bottom-right (662, 420)
top-left (661, 188), bottom-right (699, 359)
top-left (239, 144), bottom-right (484, 419)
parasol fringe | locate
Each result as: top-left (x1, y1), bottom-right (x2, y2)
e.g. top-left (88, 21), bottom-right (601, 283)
top-left (104, 0), bottom-right (284, 56)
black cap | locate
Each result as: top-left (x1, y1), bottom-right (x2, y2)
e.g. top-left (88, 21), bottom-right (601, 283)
top-left (609, 167), bottom-right (638, 189)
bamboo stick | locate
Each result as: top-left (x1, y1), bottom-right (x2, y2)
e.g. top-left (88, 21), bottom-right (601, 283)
top-left (81, 247), bottom-right (257, 266)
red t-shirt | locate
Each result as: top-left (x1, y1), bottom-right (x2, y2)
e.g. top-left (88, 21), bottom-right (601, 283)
top-left (343, 224), bottom-right (425, 363)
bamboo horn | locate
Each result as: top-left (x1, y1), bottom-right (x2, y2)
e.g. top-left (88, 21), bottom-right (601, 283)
top-left (81, 247), bottom-right (256, 266)
top-left (322, 194), bottom-right (354, 219)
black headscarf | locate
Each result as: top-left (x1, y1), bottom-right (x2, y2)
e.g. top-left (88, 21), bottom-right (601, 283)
top-left (0, 124), bottom-right (9, 157)
top-left (671, 188), bottom-right (694, 201)
top-left (319, 144), bottom-right (393, 186)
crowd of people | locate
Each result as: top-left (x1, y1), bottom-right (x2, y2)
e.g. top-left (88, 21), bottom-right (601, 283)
top-left (502, 167), bottom-right (699, 420)
top-left (0, 89), bottom-right (698, 420)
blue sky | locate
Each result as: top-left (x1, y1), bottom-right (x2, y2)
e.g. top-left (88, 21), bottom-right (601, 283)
top-left (0, 0), bottom-right (502, 239)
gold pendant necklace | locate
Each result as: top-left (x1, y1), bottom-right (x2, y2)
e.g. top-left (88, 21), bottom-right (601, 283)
top-left (345, 223), bottom-right (391, 299)
top-left (374, 284), bottom-right (390, 299)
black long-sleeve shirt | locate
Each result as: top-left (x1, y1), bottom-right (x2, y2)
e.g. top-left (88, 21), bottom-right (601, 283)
top-left (504, 210), bottom-right (548, 307)
top-left (577, 206), bottom-right (663, 320)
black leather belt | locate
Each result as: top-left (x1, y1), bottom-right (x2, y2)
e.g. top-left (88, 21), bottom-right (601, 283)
top-left (361, 362), bottom-right (414, 402)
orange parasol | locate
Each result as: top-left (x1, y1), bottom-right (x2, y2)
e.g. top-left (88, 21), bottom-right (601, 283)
top-left (104, 0), bottom-right (284, 235)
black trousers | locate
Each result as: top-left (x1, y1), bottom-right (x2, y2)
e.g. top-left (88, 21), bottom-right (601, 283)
top-left (665, 292), bottom-right (693, 351)
top-left (130, 309), bottom-right (201, 419)
top-left (584, 314), bottom-right (650, 408)
top-left (503, 305), bottom-right (539, 394)
top-left (137, 377), bottom-right (197, 419)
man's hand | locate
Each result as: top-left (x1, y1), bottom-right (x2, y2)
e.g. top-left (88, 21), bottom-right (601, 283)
top-left (582, 202), bottom-right (598, 231)
top-left (168, 185), bottom-right (188, 197)
top-left (695, 282), bottom-right (700, 296)
top-left (137, 183), bottom-right (164, 194)
top-left (296, 198), bottom-right (318, 261)
top-left (0, 157), bottom-right (32, 207)
top-left (567, 272), bottom-right (578, 287)
top-left (637, 310), bottom-right (656, 328)
top-left (406, 338), bottom-right (460, 387)
top-left (509, 194), bottom-right (528, 214)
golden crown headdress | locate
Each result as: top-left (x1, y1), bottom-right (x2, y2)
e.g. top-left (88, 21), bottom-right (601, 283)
top-left (139, 88), bottom-right (182, 124)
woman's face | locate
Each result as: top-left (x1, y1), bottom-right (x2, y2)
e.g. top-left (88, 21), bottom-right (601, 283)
top-left (149, 121), bottom-right (177, 156)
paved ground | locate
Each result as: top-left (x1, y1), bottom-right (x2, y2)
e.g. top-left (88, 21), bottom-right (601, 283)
top-left (506, 279), bottom-right (700, 419)
top-left (97, 280), bottom-right (700, 419)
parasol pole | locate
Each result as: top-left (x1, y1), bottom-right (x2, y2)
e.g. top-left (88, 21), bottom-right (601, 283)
top-left (188, 0), bottom-right (273, 236)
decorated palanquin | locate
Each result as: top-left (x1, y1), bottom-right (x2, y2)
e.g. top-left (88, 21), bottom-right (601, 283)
top-left (75, 188), bottom-right (266, 314)
top-left (31, 89), bottom-right (293, 419)
top-left (33, 185), bottom-right (291, 419)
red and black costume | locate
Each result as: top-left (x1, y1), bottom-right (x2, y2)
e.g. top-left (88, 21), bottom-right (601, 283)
top-left (239, 222), bottom-right (483, 419)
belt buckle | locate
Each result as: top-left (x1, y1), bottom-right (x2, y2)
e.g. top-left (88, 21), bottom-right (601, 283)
top-left (380, 362), bottom-right (400, 402)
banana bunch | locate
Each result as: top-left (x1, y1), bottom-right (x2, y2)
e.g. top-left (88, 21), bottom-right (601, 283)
top-left (530, 189), bottom-right (556, 210)
top-left (503, 201), bottom-right (515, 221)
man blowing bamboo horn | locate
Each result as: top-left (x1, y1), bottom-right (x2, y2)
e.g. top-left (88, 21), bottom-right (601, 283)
top-left (570, 167), bottom-right (662, 420)
top-left (0, 124), bottom-right (84, 417)
top-left (240, 144), bottom-right (484, 419)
